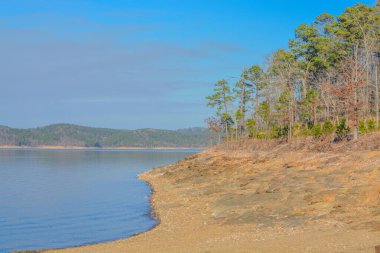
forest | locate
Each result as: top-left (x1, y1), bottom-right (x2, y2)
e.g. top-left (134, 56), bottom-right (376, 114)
top-left (206, 1), bottom-right (380, 142)
top-left (0, 124), bottom-right (209, 148)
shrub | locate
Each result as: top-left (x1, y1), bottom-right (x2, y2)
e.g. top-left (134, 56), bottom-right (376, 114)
top-left (311, 123), bottom-right (322, 137)
top-left (336, 119), bottom-right (350, 138)
top-left (292, 124), bottom-right (302, 137)
top-left (255, 131), bottom-right (266, 139)
top-left (322, 121), bottom-right (335, 134)
top-left (279, 125), bottom-right (289, 138)
top-left (300, 125), bottom-right (311, 136)
top-left (269, 126), bottom-right (280, 139)
top-left (358, 119), bottom-right (367, 133)
top-left (269, 125), bottom-right (287, 139)
top-left (367, 118), bottom-right (376, 132)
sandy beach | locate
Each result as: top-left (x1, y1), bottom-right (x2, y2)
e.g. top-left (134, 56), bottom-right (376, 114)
top-left (41, 139), bottom-right (380, 253)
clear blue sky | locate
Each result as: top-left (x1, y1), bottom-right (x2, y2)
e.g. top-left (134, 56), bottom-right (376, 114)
top-left (0, 0), bottom-right (375, 129)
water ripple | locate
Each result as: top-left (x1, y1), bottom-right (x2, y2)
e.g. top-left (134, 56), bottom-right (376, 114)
top-left (0, 149), bottom-right (196, 253)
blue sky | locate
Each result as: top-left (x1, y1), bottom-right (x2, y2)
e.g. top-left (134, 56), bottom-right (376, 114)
top-left (0, 0), bottom-right (376, 129)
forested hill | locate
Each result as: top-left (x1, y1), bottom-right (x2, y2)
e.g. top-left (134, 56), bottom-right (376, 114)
top-left (0, 124), bottom-right (210, 148)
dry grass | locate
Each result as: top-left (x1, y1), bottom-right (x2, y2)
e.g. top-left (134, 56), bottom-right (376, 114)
top-left (214, 131), bottom-right (380, 153)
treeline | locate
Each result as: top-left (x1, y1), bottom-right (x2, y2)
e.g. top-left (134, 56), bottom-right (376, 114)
top-left (206, 2), bottom-right (380, 142)
top-left (0, 124), bottom-right (210, 148)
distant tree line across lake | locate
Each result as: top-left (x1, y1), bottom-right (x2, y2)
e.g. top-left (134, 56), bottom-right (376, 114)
top-left (0, 124), bottom-right (210, 148)
top-left (206, 1), bottom-right (380, 142)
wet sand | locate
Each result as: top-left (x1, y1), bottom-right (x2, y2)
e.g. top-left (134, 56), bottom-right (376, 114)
top-left (44, 147), bottom-right (380, 253)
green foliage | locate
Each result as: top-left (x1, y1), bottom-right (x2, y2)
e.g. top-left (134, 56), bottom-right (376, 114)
top-left (257, 101), bottom-right (271, 125)
top-left (246, 118), bottom-right (257, 138)
top-left (359, 119), bottom-right (367, 133)
top-left (255, 131), bottom-right (267, 139)
top-left (322, 121), bottom-right (335, 134)
top-left (233, 73), bottom-right (253, 109)
top-left (289, 11), bottom-right (347, 74)
top-left (300, 89), bottom-right (318, 123)
top-left (270, 49), bottom-right (297, 79)
top-left (247, 65), bottom-right (267, 90)
top-left (311, 123), bottom-right (323, 137)
top-left (358, 119), bottom-right (378, 133)
top-left (267, 127), bottom-right (276, 139)
top-left (304, 89), bottom-right (318, 103)
top-left (333, 4), bottom-right (379, 49)
top-left (275, 89), bottom-right (291, 115)
top-left (336, 119), bottom-right (350, 137)
top-left (273, 125), bottom-right (289, 138)
top-left (221, 113), bottom-right (234, 129)
top-left (0, 124), bottom-right (210, 148)
top-left (206, 79), bottom-right (233, 115)
top-left (367, 119), bottom-right (376, 131)
top-left (300, 125), bottom-right (312, 136)
top-left (291, 124), bottom-right (308, 137)
top-left (206, 1), bottom-right (380, 142)
top-left (235, 110), bottom-right (243, 122)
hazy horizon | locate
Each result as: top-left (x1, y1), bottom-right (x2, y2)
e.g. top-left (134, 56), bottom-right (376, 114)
top-left (0, 0), bottom-right (375, 129)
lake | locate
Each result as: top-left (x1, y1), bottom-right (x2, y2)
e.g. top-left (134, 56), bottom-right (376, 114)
top-left (0, 149), bottom-right (197, 253)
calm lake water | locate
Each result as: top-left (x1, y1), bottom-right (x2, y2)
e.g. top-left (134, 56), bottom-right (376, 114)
top-left (0, 149), bottom-right (197, 253)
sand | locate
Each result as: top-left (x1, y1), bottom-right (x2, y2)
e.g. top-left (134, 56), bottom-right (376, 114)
top-left (43, 147), bottom-right (380, 253)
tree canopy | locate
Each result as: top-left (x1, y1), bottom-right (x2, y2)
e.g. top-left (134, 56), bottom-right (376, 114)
top-left (206, 2), bottom-right (380, 142)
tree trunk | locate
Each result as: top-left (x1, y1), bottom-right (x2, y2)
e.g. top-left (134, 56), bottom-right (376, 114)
top-left (376, 64), bottom-right (379, 130)
top-left (353, 127), bottom-right (358, 141)
top-left (255, 94), bottom-right (259, 131)
top-left (288, 100), bottom-right (292, 140)
top-left (240, 69), bottom-right (246, 137)
top-left (225, 122), bottom-right (228, 140)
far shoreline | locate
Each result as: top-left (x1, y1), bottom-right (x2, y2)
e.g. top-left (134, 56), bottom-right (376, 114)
top-left (0, 145), bottom-right (205, 151)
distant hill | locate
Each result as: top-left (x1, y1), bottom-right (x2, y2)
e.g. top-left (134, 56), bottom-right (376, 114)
top-left (0, 124), bottom-right (212, 148)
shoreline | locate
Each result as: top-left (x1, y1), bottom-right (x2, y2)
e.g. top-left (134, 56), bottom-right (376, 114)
top-left (43, 146), bottom-right (380, 253)
top-left (24, 176), bottom-right (162, 253)
top-left (0, 145), bottom-right (204, 151)
top-left (13, 152), bottom-right (174, 253)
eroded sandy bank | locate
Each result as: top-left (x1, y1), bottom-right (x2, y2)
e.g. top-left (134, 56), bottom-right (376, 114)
top-left (43, 142), bottom-right (380, 253)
